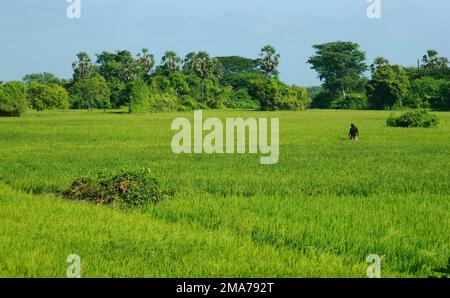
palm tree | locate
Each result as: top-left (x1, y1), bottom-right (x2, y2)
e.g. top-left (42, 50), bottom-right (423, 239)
top-left (258, 45), bottom-right (280, 77)
top-left (192, 52), bottom-right (215, 101)
top-left (161, 51), bottom-right (181, 74)
top-left (137, 48), bottom-right (155, 77)
top-left (183, 52), bottom-right (197, 72)
top-left (72, 52), bottom-right (93, 80)
top-left (421, 49), bottom-right (449, 69)
top-left (121, 62), bottom-right (139, 83)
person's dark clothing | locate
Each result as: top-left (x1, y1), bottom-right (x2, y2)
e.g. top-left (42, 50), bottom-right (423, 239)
top-left (349, 127), bottom-right (359, 138)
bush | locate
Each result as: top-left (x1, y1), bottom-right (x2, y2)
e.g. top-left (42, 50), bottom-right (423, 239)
top-left (249, 78), bottom-right (280, 111)
top-left (63, 169), bottom-right (167, 207)
top-left (435, 81), bottom-right (450, 111)
top-left (201, 78), bottom-right (226, 108)
top-left (387, 109), bottom-right (439, 128)
top-left (248, 79), bottom-right (311, 111)
top-left (330, 93), bottom-right (368, 110)
top-left (0, 81), bottom-right (28, 116)
top-left (178, 95), bottom-right (206, 111)
top-left (149, 89), bottom-right (182, 112)
top-left (406, 77), bottom-right (445, 109)
top-left (276, 85), bottom-right (311, 111)
top-left (27, 83), bottom-right (69, 111)
top-left (108, 80), bottom-right (127, 108)
top-left (310, 91), bottom-right (332, 109)
top-left (127, 80), bottom-right (150, 113)
top-left (223, 88), bottom-right (260, 110)
top-left (69, 76), bottom-right (111, 110)
top-left (221, 71), bottom-right (266, 90)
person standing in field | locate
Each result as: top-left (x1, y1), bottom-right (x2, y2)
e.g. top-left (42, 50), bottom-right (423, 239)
top-left (349, 123), bottom-right (359, 141)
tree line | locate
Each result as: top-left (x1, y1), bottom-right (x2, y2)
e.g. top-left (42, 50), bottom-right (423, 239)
top-left (1, 42), bottom-right (449, 116)
top-left (307, 43), bottom-right (449, 110)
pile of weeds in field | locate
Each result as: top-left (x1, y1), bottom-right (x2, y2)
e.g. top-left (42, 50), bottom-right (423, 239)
top-left (63, 168), bottom-right (171, 207)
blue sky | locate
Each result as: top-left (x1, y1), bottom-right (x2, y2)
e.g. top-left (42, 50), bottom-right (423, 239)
top-left (0, 0), bottom-right (449, 86)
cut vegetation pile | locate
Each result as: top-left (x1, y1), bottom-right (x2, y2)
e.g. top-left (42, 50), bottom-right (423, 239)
top-left (63, 168), bottom-right (166, 207)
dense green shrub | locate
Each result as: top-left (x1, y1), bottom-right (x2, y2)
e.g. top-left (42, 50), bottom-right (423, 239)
top-left (63, 169), bottom-right (167, 207)
top-left (276, 85), bottom-right (311, 111)
top-left (435, 81), bottom-right (450, 110)
top-left (200, 79), bottom-right (226, 108)
top-left (107, 79), bottom-right (127, 108)
top-left (405, 65), bottom-right (450, 81)
top-left (69, 76), bottom-right (111, 110)
top-left (204, 96), bottom-right (225, 109)
top-left (27, 83), bottom-right (69, 111)
top-left (330, 93), bottom-right (368, 110)
top-left (127, 80), bottom-right (150, 113)
top-left (387, 109), bottom-right (439, 128)
top-left (248, 78), bottom-right (310, 111)
top-left (221, 71), bottom-right (267, 92)
top-left (178, 95), bottom-right (206, 111)
top-left (0, 81), bottom-right (28, 116)
top-left (150, 73), bottom-right (225, 108)
top-left (149, 89), bottom-right (182, 112)
top-left (151, 72), bottom-right (193, 97)
top-left (248, 78), bottom-right (279, 111)
top-left (223, 88), bottom-right (260, 110)
top-left (406, 77), bottom-right (445, 109)
top-left (309, 91), bottom-right (332, 109)
top-left (306, 86), bottom-right (324, 101)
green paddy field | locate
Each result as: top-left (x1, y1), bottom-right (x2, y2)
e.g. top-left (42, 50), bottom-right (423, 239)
top-left (0, 110), bottom-right (449, 277)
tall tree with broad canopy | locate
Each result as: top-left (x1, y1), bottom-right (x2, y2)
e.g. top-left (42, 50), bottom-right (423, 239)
top-left (94, 49), bottom-right (154, 107)
top-left (23, 72), bottom-right (62, 86)
top-left (96, 49), bottom-right (154, 83)
top-left (366, 64), bottom-right (410, 110)
top-left (308, 41), bottom-right (368, 99)
top-left (70, 76), bottom-right (111, 111)
top-left (216, 56), bottom-right (259, 75)
top-left (370, 57), bottom-right (390, 73)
